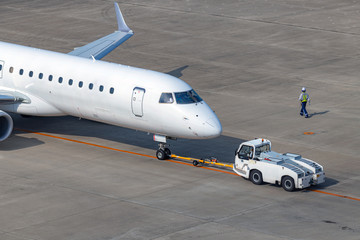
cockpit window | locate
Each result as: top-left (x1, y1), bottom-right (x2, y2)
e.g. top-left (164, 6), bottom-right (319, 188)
top-left (174, 90), bottom-right (202, 104)
top-left (159, 92), bottom-right (174, 103)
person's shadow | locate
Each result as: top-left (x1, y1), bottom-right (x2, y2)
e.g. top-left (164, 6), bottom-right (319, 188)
top-left (309, 110), bottom-right (329, 118)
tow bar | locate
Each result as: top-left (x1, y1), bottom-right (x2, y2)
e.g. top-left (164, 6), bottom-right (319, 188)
top-left (171, 154), bottom-right (233, 169)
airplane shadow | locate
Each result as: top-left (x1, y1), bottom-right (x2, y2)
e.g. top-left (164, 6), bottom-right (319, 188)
top-left (169, 136), bottom-right (242, 162)
top-left (9, 114), bottom-right (242, 162)
top-left (0, 134), bottom-right (44, 151)
top-left (166, 65), bottom-right (189, 78)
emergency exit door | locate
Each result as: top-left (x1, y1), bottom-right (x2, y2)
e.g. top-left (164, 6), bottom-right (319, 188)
top-left (131, 87), bottom-right (145, 117)
top-left (0, 60), bottom-right (4, 79)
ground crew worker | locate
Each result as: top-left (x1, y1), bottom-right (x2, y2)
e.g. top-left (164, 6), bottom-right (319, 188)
top-left (299, 87), bottom-right (310, 118)
top-left (248, 147), bottom-right (254, 159)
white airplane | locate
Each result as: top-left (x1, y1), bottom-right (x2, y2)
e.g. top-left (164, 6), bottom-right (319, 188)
top-left (0, 3), bottom-right (222, 159)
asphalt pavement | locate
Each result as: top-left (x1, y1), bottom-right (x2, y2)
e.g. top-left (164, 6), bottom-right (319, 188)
top-left (0, 1), bottom-right (359, 239)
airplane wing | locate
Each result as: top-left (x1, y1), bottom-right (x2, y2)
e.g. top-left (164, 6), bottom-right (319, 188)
top-left (68, 3), bottom-right (133, 60)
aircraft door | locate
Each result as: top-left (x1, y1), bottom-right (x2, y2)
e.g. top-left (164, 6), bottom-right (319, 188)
top-left (131, 87), bottom-right (145, 117)
top-left (0, 60), bottom-right (4, 79)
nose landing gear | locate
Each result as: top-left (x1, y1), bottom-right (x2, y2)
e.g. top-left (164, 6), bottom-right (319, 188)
top-left (154, 134), bottom-right (174, 160)
top-left (156, 142), bottom-right (171, 160)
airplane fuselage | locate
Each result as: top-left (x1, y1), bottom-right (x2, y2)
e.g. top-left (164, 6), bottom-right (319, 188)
top-left (0, 41), bottom-right (221, 140)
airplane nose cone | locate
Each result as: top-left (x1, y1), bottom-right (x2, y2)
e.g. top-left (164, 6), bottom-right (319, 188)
top-left (204, 117), bottom-right (222, 137)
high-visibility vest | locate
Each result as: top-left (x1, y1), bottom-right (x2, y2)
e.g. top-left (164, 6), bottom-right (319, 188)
top-left (302, 93), bottom-right (307, 102)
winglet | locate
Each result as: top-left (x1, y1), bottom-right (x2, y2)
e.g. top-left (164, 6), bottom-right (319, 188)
top-left (114, 2), bottom-right (131, 32)
top-left (68, 3), bottom-right (133, 59)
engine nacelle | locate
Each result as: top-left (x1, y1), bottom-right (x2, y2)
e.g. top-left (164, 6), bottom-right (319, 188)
top-left (0, 110), bottom-right (13, 142)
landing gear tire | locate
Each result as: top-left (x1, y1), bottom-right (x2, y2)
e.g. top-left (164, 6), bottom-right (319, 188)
top-left (282, 176), bottom-right (295, 192)
top-left (250, 170), bottom-right (263, 185)
top-left (156, 141), bottom-right (171, 160)
top-left (156, 149), bottom-right (167, 160)
top-left (164, 148), bottom-right (171, 157)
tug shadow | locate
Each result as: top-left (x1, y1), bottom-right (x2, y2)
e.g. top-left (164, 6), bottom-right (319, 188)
top-left (308, 177), bottom-right (339, 189)
top-left (268, 176), bottom-right (339, 192)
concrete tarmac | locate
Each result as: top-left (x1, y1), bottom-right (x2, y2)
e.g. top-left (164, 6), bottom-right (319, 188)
top-left (0, 1), bottom-right (360, 239)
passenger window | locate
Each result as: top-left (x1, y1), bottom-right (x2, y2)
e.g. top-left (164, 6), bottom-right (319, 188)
top-left (39, 73), bottom-right (43, 79)
top-left (109, 87), bottom-right (114, 94)
top-left (49, 75), bottom-right (53, 81)
top-left (0, 65), bottom-right (2, 71)
top-left (29, 71), bottom-right (33, 77)
top-left (89, 83), bottom-right (93, 90)
top-left (19, 69), bottom-right (24, 75)
top-left (58, 77), bottom-right (63, 83)
top-left (79, 81), bottom-right (83, 88)
top-left (9, 67), bottom-right (13, 73)
top-left (68, 79), bottom-right (73, 86)
top-left (99, 85), bottom-right (104, 92)
top-left (159, 93), bottom-right (174, 103)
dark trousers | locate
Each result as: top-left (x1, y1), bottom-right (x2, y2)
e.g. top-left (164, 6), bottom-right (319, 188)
top-left (300, 102), bottom-right (308, 117)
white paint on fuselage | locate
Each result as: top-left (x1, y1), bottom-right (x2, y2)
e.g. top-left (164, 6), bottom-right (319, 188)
top-left (0, 41), bottom-right (221, 139)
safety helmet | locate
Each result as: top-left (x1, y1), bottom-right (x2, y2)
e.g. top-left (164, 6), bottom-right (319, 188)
top-left (302, 87), bottom-right (306, 92)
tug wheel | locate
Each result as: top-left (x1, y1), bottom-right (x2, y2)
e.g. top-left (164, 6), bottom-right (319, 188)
top-left (282, 176), bottom-right (295, 192)
top-left (250, 170), bottom-right (263, 185)
top-left (193, 160), bottom-right (199, 166)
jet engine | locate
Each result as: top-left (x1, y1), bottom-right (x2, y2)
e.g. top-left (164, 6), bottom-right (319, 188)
top-left (0, 110), bottom-right (13, 142)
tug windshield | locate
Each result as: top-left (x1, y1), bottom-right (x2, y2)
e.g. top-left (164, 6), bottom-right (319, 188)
top-left (255, 144), bottom-right (271, 157)
top-left (174, 90), bottom-right (202, 104)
